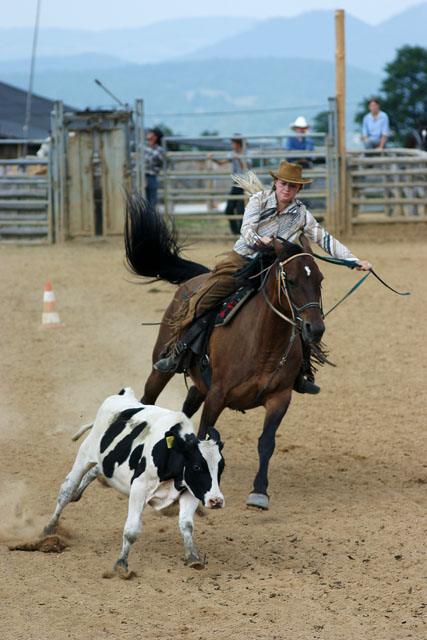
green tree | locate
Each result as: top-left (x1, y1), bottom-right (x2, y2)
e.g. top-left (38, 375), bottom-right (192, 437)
top-left (355, 45), bottom-right (427, 145)
top-left (312, 110), bottom-right (329, 134)
top-left (200, 129), bottom-right (219, 136)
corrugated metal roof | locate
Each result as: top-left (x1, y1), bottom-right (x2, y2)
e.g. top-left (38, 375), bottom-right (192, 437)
top-left (0, 81), bottom-right (76, 139)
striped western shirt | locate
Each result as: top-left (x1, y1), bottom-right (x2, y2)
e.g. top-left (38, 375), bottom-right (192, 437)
top-left (233, 190), bottom-right (358, 261)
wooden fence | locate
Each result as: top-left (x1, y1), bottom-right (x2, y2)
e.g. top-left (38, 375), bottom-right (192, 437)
top-left (159, 133), bottom-right (331, 237)
top-left (1, 102), bottom-right (426, 243)
top-left (347, 148), bottom-right (427, 225)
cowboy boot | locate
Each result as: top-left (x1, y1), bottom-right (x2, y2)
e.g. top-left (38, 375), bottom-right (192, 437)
top-left (293, 344), bottom-right (320, 395)
top-left (153, 350), bottom-right (180, 372)
top-left (153, 336), bottom-right (192, 373)
top-left (293, 372), bottom-right (320, 395)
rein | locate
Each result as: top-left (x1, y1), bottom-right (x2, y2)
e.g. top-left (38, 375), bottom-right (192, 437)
top-left (254, 248), bottom-right (410, 402)
top-left (311, 253), bottom-right (410, 317)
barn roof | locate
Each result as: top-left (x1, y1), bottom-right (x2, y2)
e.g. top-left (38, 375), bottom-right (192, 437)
top-left (0, 81), bottom-right (76, 140)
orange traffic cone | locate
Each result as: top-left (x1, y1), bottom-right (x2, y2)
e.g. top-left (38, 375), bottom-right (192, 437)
top-left (41, 282), bottom-right (62, 328)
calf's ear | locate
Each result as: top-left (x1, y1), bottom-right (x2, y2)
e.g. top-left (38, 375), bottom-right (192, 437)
top-left (165, 430), bottom-right (187, 453)
top-left (165, 431), bottom-right (186, 477)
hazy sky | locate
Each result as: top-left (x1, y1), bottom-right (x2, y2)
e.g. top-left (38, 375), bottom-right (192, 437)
top-left (4, 0), bottom-right (423, 29)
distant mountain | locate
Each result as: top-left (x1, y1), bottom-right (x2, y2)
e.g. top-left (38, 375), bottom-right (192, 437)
top-left (0, 53), bottom-right (129, 74)
top-left (0, 57), bottom-right (381, 137)
top-left (0, 17), bottom-right (257, 65)
top-left (180, 6), bottom-right (427, 74)
top-left (1, 5), bottom-right (425, 78)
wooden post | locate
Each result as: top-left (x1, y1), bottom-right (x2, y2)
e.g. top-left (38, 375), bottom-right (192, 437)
top-left (335, 9), bottom-right (347, 235)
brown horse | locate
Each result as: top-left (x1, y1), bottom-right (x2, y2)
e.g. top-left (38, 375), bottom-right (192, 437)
top-left (125, 195), bottom-right (325, 509)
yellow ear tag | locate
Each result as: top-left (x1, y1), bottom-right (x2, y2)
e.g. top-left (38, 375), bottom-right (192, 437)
top-left (205, 433), bottom-right (210, 440)
top-left (166, 435), bottom-right (175, 449)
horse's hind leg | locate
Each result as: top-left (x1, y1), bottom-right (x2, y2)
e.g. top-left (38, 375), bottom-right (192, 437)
top-left (182, 385), bottom-right (205, 418)
top-left (247, 391), bottom-right (292, 511)
top-left (141, 369), bottom-right (174, 404)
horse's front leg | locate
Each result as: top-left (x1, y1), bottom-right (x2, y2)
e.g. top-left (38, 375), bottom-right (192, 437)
top-left (247, 390), bottom-right (292, 510)
top-left (196, 386), bottom-right (225, 439)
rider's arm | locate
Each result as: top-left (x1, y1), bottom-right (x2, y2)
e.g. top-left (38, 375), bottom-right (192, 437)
top-left (239, 192), bottom-right (266, 247)
top-left (303, 209), bottom-right (372, 270)
top-left (303, 208), bottom-right (358, 261)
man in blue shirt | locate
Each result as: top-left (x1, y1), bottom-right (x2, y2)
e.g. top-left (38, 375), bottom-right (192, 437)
top-left (285, 116), bottom-right (314, 169)
top-left (362, 98), bottom-right (390, 149)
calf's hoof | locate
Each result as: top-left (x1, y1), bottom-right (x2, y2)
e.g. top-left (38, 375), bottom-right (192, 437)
top-left (41, 524), bottom-right (56, 537)
top-left (246, 493), bottom-right (269, 510)
top-left (185, 555), bottom-right (205, 570)
top-left (103, 562), bottom-right (136, 580)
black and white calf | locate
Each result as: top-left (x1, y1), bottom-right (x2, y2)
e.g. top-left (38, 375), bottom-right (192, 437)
top-left (43, 387), bottom-right (225, 572)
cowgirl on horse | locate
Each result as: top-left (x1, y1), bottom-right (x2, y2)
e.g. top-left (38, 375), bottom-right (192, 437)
top-left (154, 160), bottom-right (372, 393)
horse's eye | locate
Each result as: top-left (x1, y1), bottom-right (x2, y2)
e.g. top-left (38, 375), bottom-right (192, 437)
top-left (193, 463), bottom-right (201, 472)
top-left (287, 278), bottom-right (296, 288)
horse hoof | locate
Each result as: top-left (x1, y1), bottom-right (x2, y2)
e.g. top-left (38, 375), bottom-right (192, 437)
top-left (246, 493), bottom-right (269, 510)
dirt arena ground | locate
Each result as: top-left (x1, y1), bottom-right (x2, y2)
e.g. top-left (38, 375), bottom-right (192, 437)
top-left (1, 233), bottom-right (426, 640)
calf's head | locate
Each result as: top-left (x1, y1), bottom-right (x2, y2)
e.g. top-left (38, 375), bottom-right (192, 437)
top-left (166, 426), bottom-right (225, 509)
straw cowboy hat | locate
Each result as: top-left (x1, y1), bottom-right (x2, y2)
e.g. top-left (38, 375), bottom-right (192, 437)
top-left (269, 160), bottom-right (312, 185)
top-left (290, 116), bottom-right (310, 130)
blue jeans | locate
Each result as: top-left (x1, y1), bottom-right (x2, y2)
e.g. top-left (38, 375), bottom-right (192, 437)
top-left (364, 138), bottom-right (382, 149)
top-left (145, 174), bottom-right (158, 209)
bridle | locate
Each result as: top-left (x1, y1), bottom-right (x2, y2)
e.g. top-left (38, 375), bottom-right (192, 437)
top-left (261, 252), bottom-right (323, 329)
top-left (252, 251), bottom-right (323, 403)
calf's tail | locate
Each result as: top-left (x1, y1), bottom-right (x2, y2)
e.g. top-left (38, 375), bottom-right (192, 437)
top-left (124, 192), bottom-right (210, 285)
top-left (72, 422), bottom-right (94, 441)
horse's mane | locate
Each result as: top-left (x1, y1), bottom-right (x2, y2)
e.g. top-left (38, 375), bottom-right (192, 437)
top-left (234, 237), bottom-right (306, 289)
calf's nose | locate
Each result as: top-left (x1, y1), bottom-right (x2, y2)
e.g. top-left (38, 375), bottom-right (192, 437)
top-left (208, 497), bottom-right (224, 509)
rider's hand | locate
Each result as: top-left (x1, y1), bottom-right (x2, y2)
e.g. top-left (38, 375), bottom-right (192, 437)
top-left (355, 260), bottom-right (372, 271)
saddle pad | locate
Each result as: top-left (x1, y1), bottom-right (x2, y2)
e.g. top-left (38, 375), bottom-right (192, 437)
top-left (214, 286), bottom-right (254, 326)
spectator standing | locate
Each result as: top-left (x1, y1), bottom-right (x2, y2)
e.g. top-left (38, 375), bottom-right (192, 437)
top-left (145, 128), bottom-right (163, 209)
top-left (362, 98), bottom-right (390, 149)
top-left (208, 136), bottom-right (251, 234)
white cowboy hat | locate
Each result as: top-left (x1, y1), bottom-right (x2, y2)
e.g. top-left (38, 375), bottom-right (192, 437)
top-left (290, 116), bottom-right (310, 130)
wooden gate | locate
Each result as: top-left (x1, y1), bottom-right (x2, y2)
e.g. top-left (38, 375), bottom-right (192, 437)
top-left (51, 102), bottom-right (139, 240)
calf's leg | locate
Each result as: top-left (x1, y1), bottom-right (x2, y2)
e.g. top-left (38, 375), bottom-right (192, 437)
top-left (70, 464), bottom-right (101, 502)
top-left (114, 482), bottom-right (147, 573)
top-left (43, 447), bottom-right (97, 535)
top-left (178, 491), bottom-right (203, 569)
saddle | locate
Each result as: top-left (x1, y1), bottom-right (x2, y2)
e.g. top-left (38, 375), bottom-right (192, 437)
top-left (172, 285), bottom-right (256, 387)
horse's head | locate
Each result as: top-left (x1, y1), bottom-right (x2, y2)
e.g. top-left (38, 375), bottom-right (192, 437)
top-left (272, 235), bottom-right (325, 344)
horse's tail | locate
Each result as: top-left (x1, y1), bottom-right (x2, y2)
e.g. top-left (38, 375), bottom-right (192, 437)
top-left (124, 192), bottom-right (210, 285)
